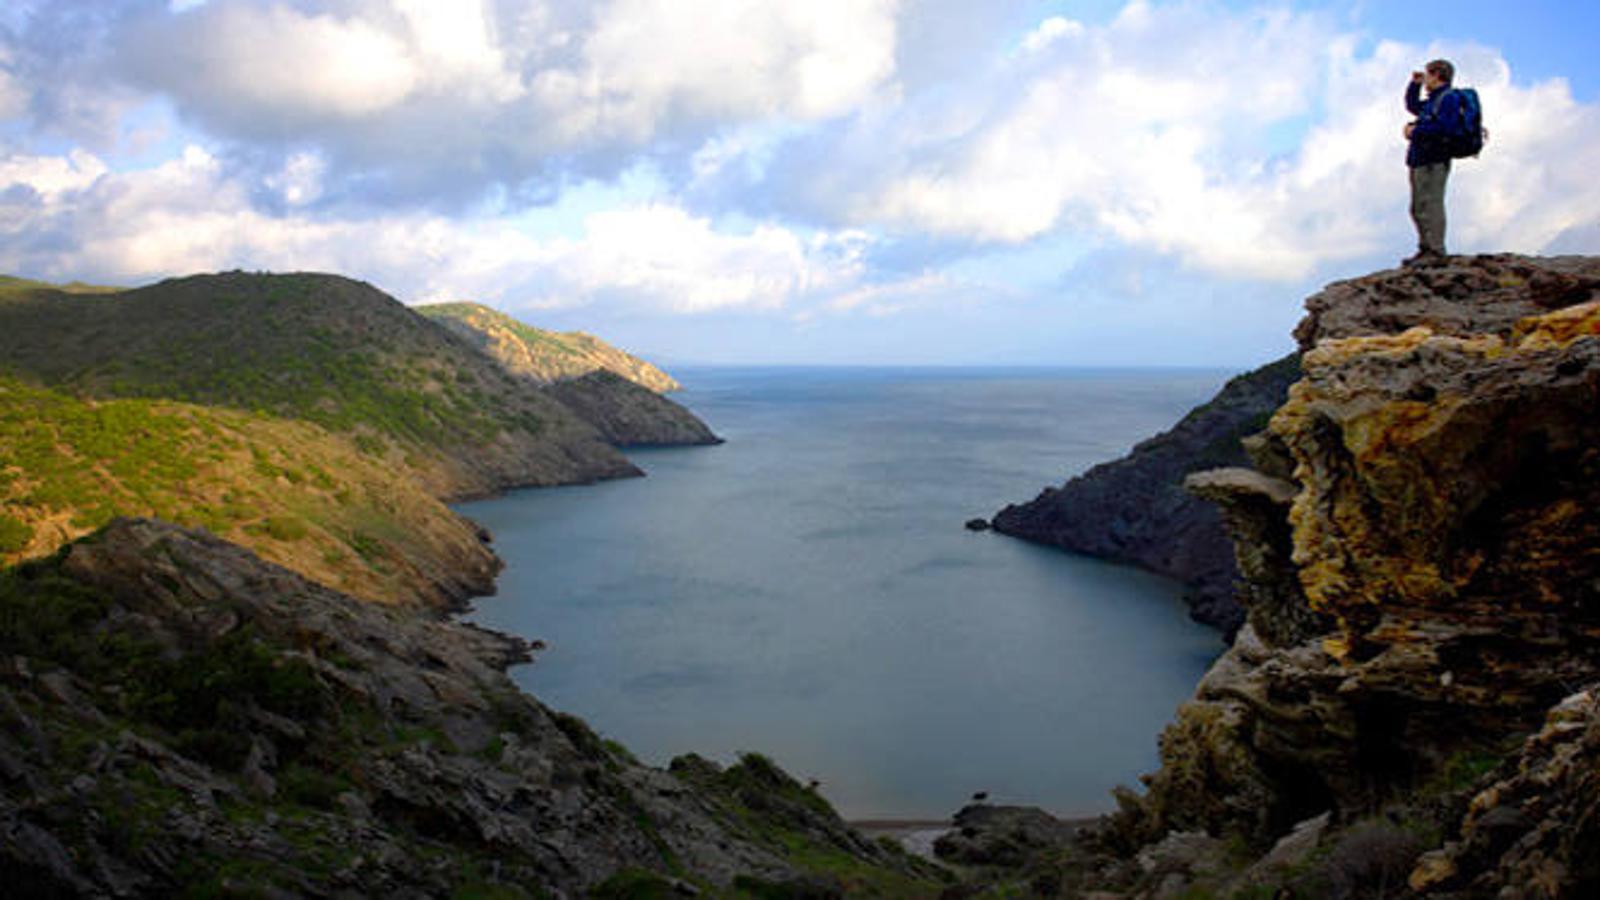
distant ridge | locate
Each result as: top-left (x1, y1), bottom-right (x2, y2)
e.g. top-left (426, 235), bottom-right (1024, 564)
top-left (0, 274), bottom-right (121, 296)
top-left (419, 301), bottom-right (681, 392)
top-left (418, 300), bottom-right (719, 446)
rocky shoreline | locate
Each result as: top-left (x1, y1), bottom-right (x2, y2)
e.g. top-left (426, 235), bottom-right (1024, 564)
top-left (992, 353), bottom-right (1302, 636)
top-left (954, 254), bottom-right (1600, 898)
top-left (0, 518), bottom-right (947, 896)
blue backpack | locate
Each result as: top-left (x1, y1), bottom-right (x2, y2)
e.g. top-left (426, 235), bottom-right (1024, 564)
top-left (1445, 87), bottom-right (1486, 158)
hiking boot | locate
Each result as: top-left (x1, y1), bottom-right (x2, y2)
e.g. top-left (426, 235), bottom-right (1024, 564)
top-left (1402, 250), bottom-right (1447, 268)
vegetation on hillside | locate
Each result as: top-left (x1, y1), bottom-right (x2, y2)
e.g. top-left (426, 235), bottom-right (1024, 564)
top-left (0, 273), bottom-right (539, 448)
top-left (0, 374), bottom-right (493, 606)
top-left (0, 536), bottom-right (565, 895)
top-left (0, 272), bottom-right (642, 500)
top-left (420, 301), bottom-right (682, 392)
top-left (0, 274), bottom-right (120, 296)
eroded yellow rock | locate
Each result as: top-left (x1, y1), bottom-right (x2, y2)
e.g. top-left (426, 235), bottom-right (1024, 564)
top-left (1513, 299), bottom-right (1600, 351)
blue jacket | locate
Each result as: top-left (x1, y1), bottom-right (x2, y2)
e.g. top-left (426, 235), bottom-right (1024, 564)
top-left (1406, 82), bottom-right (1463, 167)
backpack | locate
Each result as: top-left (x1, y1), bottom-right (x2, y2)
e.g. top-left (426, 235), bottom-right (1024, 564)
top-left (1445, 87), bottom-right (1486, 158)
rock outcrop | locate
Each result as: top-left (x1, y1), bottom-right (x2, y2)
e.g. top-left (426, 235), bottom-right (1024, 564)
top-left (0, 519), bottom-right (944, 897)
top-left (993, 353), bottom-right (1302, 634)
top-left (933, 804), bottom-right (1082, 868)
top-left (1065, 254), bottom-right (1600, 898)
top-left (419, 302), bottom-right (721, 448)
top-left (542, 370), bottom-right (722, 447)
top-left (419, 302), bottom-right (682, 392)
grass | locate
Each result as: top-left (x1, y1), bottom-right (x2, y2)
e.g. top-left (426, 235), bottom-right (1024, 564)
top-left (0, 272), bottom-right (574, 469)
top-left (0, 374), bottom-right (487, 607)
top-left (666, 752), bottom-right (949, 897)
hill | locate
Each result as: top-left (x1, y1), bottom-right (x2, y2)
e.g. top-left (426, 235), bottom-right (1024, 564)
top-left (419, 301), bottom-right (720, 446)
top-left (0, 274), bottom-right (120, 296)
top-left (419, 301), bottom-right (682, 392)
top-left (0, 374), bottom-right (496, 608)
top-left (0, 272), bottom-right (638, 499)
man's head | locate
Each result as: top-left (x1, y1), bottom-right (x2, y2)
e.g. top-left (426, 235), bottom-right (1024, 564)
top-left (1425, 59), bottom-right (1455, 90)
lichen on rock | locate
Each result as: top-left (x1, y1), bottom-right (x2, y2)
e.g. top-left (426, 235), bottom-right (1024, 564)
top-left (1092, 255), bottom-right (1600, 898)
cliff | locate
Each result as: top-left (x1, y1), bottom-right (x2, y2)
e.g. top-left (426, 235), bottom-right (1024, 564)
top-left (542, 370), bottom-right (721, 447)
top-left (1041, 254), bottom-right (1600, 898)
top-left (418, 302), bottom-right (682, 392)
top-left (417, 302), bottom-right (720, 447)
top-left (992, 354), bottom-right (1302, 634)
top-left (0, 519), bottom-right (946, 897)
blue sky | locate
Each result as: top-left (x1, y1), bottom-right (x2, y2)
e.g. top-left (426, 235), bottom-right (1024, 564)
top-left (3, 1), bottom-right (1598, 368)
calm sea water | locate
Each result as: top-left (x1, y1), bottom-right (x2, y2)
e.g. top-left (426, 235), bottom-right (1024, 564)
top-left (459, 367), bottom-right (1229, 820)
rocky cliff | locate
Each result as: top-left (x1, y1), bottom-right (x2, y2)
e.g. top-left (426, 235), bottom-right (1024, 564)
top-left (0, 519), bottom-right (945, 897)
top-left (1044, 254), bottom-right (1600, 898)
top-left (992, 354), bottom-right (1301, 634)
top-left (418, 302), bottom-right (721, 448)
top-left (419, 302), bottom-right (682, 392)
top-left (542, 370), bottom-right (722, 447)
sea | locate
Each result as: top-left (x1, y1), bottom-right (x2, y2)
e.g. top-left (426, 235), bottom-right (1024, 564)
top-left (459, 366), bottom-right (1231, 821)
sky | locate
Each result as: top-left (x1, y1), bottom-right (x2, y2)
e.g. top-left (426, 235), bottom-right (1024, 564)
top-left (2, 1), bottom-right (1598, 367)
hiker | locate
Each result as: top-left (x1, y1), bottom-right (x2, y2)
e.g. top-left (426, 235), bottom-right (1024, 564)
top-left (1403, 59), bottom-right (1463, 265)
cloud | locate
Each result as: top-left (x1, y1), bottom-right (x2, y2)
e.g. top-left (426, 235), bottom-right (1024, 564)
top-left (1019, 17), bottom-right (1084, 55)
top-left (0, 149), bottom-right (108, 199)
top-left (735, 4), bottom-right (1600, 279)
top-left (125, 5), bottom-right (423, 124)
top-left (541, 0), bottom-right (901, 141)
top-left (72, 0), bottom-right (901, 205)
top-left (3, 0), bottom-right (1599, 344)
top-left (0, 143), bottom-right (914, 321)
top-left (0, 42), bottom-right (28, 120)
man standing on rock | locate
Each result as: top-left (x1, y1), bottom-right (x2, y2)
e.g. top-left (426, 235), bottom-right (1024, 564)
top-left (1403, 59), bottom-right (1463, 266)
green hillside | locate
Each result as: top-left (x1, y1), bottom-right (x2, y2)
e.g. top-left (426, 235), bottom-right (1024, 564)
top-left (0, 271), bottom-right (636, 498)
top-left (0, 274), bottom-right (120, 297)
top-left (419, 301), bottom-right (682, 392)
top-left (0, 375), bottom-right (496, 607)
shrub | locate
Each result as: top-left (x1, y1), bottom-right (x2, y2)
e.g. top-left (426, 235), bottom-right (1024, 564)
top-left (0, 513), bottom-right (32, 553)
top-left (1297, 821), bottom-right (1427, 900)
top-left (263, 515), bottom-right (309, 542)
top-left (589, 869), bottom-right (680, 899)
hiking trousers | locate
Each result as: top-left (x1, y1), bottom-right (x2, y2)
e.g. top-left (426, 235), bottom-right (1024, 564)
top-left (1410, 161), bottom-right (1451, 255)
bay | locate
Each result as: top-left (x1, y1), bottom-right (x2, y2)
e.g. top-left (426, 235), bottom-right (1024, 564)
top-left (460, 366), bottom-right (1229, 821)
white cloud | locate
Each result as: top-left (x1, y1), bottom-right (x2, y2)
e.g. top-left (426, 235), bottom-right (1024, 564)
top-left (128, 4), bottom-right (421, 123)
top-left (783, 5), bottom-right (1600, 279)
top-left (0, 145), bottom-right (897, 320)
top-left (267, 152), bottom-right (328, 207)
top-left (4, 0), bottom-right (1598, 331)
top-left (101, 0), bottom-right (900, 192)
top-left (0, 149), bottom-right (108, 199)
top-left (1019, 17), bottom-right (1083, 55)
top-left (550, 0), bottom-right (900, 140)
